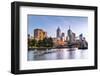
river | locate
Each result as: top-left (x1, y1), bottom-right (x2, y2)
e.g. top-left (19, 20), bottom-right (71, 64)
top-left (28, 48), bottom-right (88, 61)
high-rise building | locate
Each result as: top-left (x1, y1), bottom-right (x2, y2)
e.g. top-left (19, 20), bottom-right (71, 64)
top-left (61, 32), bottom-right (65, 37)
top-left (79, 34), bottom-right (88, 48)
top-left (79, 33), bottom-right (83, 40)
top-left (67, 26), bottom-right (75, 43)
top-left (34, 29), bottom-right (47, 41)
top-left (56, 27), bottom-right (61, 39)
top-left (28, 34), bottom-right (30, 39)
top-left (72, 32), bottom-right (76, 41)
top-left (61, 32), bottom-right (65, 41)
top-left (68, 26), bottom-right (72, 42)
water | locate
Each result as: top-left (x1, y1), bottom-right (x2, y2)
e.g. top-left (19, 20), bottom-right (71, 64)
top-left (28, 48), bottom-right (88, 61)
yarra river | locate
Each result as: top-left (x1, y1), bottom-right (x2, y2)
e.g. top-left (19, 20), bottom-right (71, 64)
top-left (28, 48), bottom-right (88, 61)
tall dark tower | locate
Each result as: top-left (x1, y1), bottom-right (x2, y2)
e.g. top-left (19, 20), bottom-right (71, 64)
top-left (67, 26), bottom-right (73, 43)
top-left (57, 27), bottom-right (61, 38)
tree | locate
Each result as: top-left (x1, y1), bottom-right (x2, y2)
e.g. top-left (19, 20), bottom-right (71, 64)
top-left (30, 39), bottom-right (37, 47)
top-left (37, 40), bottom-right (43, 47)
top-left (42, 38), bottom-right (49, 47)
top-left (28, 39), bottom-right (31, 47)
top-left (47, 37), bottom-right (53, 47)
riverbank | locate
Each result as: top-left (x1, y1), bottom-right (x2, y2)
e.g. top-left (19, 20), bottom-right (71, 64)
top-left (28, 46), bottom-right (87, 51)
top-left (28, 46), bottom-right (69, 51)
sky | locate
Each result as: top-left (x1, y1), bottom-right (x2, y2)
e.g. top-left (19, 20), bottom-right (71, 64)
top-left (28, 15), bottom-right (88, 39)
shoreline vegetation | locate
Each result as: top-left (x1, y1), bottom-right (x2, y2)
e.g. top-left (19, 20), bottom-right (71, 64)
top-left (28, 37), bottom-right (55, 51)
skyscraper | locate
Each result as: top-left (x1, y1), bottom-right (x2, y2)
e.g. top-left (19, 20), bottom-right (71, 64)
top-left (79, 33), bottom-right (83, 40)
top-left (28, 34), bottom-right (30, 39)
top-left (34, 29), bottom-right (47, 41)
top-left (67, 26), bottom-right (75, 43)
top-left (61, 32), bottom-right (65, 41)
top-left (56, 27), bottom-right (61, 39)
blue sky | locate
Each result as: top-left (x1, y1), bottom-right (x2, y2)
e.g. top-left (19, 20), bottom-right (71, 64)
top-left (28, 15), bottom-right (88, 38)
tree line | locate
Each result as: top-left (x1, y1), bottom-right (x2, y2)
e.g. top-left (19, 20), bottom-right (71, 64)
top-left (28, 37), bottom-right (54, 48)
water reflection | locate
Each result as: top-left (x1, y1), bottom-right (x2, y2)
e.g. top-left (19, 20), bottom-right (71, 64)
top-left (28, 48), bottom-right (88, 61)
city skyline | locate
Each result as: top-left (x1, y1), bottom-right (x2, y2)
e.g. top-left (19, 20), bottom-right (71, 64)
top-left (28, 15), bottom-right (88, 38)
